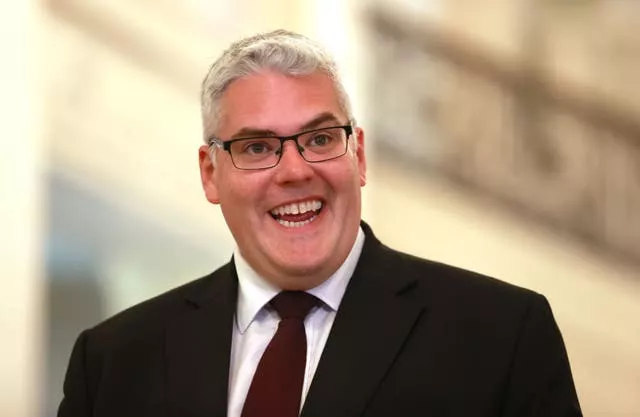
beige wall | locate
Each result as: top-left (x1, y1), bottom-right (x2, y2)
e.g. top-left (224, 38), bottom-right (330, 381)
top-left (0, 2), bottom-right (44, 417)
top-left (441, 0), bottom-right (640, 116)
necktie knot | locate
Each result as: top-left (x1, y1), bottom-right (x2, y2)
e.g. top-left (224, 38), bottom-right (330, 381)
top-left (270, 291), bottom-right (319, 320)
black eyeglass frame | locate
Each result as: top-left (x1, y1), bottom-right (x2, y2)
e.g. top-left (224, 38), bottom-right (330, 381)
top-left (207, 124), bottom-right (354, 170)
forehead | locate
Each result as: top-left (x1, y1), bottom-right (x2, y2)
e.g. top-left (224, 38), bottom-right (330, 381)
top-left (216, 70), bottom-right (345, 137)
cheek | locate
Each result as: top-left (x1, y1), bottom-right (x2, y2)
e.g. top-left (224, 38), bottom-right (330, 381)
top-left (326, 165), bottom-right (361, 195)
top-left (223, 184), bottom-right (251, 206)
top-left (220, 174), bottom-right (269, 209)
top-left (219, 184), bottom-right (260, 231)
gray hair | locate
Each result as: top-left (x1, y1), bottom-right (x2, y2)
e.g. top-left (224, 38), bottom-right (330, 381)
top-left (200, 29), bottom-right (355, 142)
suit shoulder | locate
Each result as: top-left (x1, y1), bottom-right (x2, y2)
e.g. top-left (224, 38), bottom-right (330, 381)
top-left (373, 246), bottom-right (554, 339)
top-left (87, 263), bottom-right (233, 346)
top-left (382, 244), bottom-right (540, 305)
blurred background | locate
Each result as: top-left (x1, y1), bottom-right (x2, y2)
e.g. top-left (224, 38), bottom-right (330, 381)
top-left (1, 0), bottom-right (639, 416)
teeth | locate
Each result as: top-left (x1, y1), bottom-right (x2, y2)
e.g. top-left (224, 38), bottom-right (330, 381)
top-left (277, 216), bottom-right (318, 228)
top-left (271, 200), bottom-right (323, 216)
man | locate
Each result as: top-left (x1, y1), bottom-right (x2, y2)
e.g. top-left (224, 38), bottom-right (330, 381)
top-left (58, 30), bottom-right (582, 417)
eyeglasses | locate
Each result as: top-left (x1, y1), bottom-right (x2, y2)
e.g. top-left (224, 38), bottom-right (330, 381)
top-left (208, 125), bottom-right (353, 170)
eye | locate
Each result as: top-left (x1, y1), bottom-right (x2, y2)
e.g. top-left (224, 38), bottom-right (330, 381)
top-left (241, 140), bottom-right (275, 155)
top-left (308, 132), bottom-right (334, 147)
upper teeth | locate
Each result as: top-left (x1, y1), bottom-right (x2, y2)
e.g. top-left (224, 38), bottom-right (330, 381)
top-left (271, 200), bottom-right (322, 216)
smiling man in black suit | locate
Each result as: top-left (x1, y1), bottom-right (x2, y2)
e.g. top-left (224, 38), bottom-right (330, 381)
top-left (58, 30), bottom-right (582, 417)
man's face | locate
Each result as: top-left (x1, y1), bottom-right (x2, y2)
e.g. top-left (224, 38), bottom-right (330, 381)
top-left (199, 70), bottom-right (367, 290)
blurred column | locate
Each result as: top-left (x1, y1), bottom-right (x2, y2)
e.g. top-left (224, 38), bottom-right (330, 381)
top-left (0, 1), bottom-right (44, 417)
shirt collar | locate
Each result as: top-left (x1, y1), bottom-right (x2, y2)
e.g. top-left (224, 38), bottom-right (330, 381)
top-left (233, 226), bottom-right (366, 334)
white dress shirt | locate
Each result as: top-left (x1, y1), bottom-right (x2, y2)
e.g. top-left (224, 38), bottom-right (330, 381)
top-left (226, 227), bottom-right (365, 417)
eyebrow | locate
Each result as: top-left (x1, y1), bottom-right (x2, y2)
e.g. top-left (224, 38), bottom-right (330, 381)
top-left (229, 112), bottom-right (343, 139)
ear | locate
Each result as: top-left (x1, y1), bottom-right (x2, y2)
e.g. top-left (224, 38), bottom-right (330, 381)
top-left (199, 145), bottom-right (220, 204)
top-left (355, 127), bottom-right (367, 187)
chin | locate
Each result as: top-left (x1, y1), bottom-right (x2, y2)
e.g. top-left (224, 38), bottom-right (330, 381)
top-left (279, 259), bottom-right (325, 276)
top-left (276, 256), bottom-right (330, 279)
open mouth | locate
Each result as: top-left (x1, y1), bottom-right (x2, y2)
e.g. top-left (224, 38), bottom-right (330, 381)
top-left (269, 199), bottom-right (324, 228)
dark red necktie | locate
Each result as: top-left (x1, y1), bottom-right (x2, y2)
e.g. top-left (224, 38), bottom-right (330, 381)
top-left (241, 291), bottom-right (319, 417)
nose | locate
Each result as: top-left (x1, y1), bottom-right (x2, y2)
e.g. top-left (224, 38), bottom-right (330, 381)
top-left (274, 140), bottom-right (314, 184)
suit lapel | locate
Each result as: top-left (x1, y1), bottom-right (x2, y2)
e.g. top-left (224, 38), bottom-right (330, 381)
top-left (165, 262), bottom-right (237, 417)
top-left (302, 225), bottom-right (427, 417)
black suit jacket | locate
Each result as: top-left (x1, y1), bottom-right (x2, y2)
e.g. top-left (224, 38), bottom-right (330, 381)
top-left (58, 222), bottom-right (582, 417)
